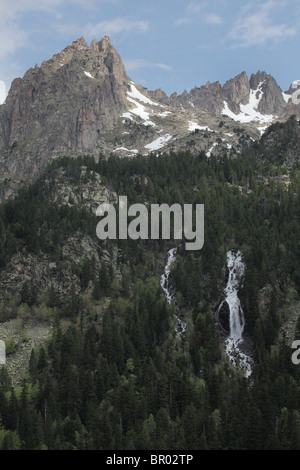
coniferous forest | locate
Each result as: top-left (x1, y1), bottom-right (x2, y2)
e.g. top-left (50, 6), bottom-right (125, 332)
top-left (0, 118), bottom-right (300, 450)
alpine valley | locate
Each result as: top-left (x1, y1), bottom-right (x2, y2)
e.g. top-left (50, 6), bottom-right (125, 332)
top-left (0, 37), bottom-right (299, 451)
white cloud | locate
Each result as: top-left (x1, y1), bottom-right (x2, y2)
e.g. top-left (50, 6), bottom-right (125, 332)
top-left (0, 0), bottom-right (123, 90)
top-left (176, 1), bottom-right (207, 25)
top-left (86, 18), bottom-right (149, 38)
top-left (186, 2), bottom-right (207, 14)
top-left (0, 0), bottom-right (70, 21)
top-left (155, 63), bottom-right (172, 71)
top-left (0, 0), bottom-right (103, 18)
top-left (124, 58), bottom-right (171, 72)
top-left (0, 0), bottom-right (115, 59)
top-left (0, 23), bottom-right (29, 60)
top-left (206, 13), bottom-right (223, 25)
top-left (176, 17), bottom-right (190, 26)
top-left (52, 17), bottom-right (149, 41)
top-left (0, 1), bottom-right (71, 59)
top-left (228, 0), bottom-right (297, 47)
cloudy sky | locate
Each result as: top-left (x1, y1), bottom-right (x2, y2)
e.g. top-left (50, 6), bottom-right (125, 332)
top-left (0, 0), bottom-right (299, 103)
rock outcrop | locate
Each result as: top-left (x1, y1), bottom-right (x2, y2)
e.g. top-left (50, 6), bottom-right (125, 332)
top-left (0, 36), bottom-right (129, 181)
top-left (0, 36), bottom-right (300, 196)
top-left (222, 72), bottom-right (250, 110)
top-left (171, 69), bottom-right (293, 119)
top-left (249, 71), bottom-right (286, 116)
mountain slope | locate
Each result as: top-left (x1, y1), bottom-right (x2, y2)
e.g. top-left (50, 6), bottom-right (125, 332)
top-left (0, 36), bottom-right (300, 200)
top-left (0, 37), bottom-right (129, 182)
top-left (0, 140), bottom-right (299, 449)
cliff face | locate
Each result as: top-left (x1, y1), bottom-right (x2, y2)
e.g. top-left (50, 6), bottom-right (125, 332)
top-left (171, 70), bottom-right (290, 118)
top-left (249, 71), bottom-right (286, 116)
top-left (222, 72), bottom-right (251, 108)
top-left (0, 36), bottom-right (129, 180)
top-left (0, 35), bottom-right (299, 197)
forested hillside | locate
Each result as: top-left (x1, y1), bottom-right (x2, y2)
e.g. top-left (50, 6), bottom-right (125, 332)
top-left (0, 117), bottom-right (300, 449)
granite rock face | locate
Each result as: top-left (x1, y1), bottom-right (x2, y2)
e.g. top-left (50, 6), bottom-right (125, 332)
top-left (249, 71), bottom-right (286, 116)
top-left (222, 72), bottom-right (250, 108)
top-left (169, 80), bottom-right (224, 115)
top-left (0, 36), bottom-right (129, 180)
top-left (171, 69), bottom-right (292, 118)
top-left (0, 36), bottom-right (299, 195)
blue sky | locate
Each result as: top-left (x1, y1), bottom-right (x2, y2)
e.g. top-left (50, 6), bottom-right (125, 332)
top-left (0, 0), bottom-right (300, 101)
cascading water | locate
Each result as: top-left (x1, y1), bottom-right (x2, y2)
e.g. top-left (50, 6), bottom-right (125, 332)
top-left (218, 250), bottom-right (252, 378)
top-left (160, 248), bottom-right (177, 305)
top-left (160, 248), bottom-right (186, 334)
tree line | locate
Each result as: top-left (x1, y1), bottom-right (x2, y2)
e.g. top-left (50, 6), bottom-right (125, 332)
top-left (0, 130), bottom-right (300, 449)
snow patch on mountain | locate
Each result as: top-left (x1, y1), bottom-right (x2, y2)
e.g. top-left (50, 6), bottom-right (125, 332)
top-left (125, 98), bottom-right (154, 123)
top-left (158, 111), bottom-right (171, 117)
top-left (257, 125), bottom-right (269, 135)
top-left (188, 121), bottom-right (213, 132)
top-left (145, 134), bottom-right (172, 151)
top-left (290, 81), bottom-right (300, 105)
top-left (113, 147), bottom-right (139, 155)
top-left (128, 83), bottom-right (159, 106)
top-left (206, 142), bottom-right (218, 157)
top-left (122, 82), bottom-right (161, 127)
top-left (122, 100), bottom-right (156, 126)
top-left (222, 81), bottom-right (274, 124)
top-left (84, 71), bottom-right (94, 79)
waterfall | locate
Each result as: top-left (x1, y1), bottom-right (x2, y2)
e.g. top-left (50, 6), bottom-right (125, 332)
top-left (160, 248), bottom-right (186, 334)
top-left (160, 248), bottom-right (177, 305)
top-left (218, 250), bottom-right (252, 377)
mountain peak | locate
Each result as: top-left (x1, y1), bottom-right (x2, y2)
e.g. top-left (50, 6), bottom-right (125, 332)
top-left (222, 71), bottom-right (250, 106)
top-left (0, 36), bottom-right (299, 196)
top-left (98, 35), bottom-right (112, 52)
top-left (72, 36), bottom-right (88, 49)
top-left (0, 35), bottom-right (130, 183)
top-left (249, 70), bottom-right (269, 89)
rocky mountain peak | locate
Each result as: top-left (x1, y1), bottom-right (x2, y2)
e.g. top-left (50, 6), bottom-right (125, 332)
top-left (249, 70), bottom-right (269, 90)
top-left (249, 71), bottom-right (286, 115)
top-left (0, 36), bottom-right (299, 199)
top-left (222, 71), bottom-right (250, 106)
top-left (97, 35), bottom-right (128, 86)
top-left (72, 36), bottom-right (88, 49)
top-left (98, 35), bottom-right (112, 52)
top-left (289, 80), bottom-right (300, 94)
top-left (0, 36), bottom-right (131, 186)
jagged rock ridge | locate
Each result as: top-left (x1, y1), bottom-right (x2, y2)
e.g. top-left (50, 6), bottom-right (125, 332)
top-left (166, 70), bottom-right (291, 120)
top-left (0, 36), bottom-right (129, 180)
top-left (0, 36), bottom-right (300, 196)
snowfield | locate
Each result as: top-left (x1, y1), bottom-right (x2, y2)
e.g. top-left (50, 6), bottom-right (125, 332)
top-left (188, 121), bottom-right (213, 132)
top-left (84, 71), bottom-right (94, 79)
top-left (127, 83), bottom-right (158, 106)
top-left (206, 142), bottom-right (218, 157)
top-left (122, 83), bottom-right (159, 127)
top-left (144, 134), bottom-right (172, 151)
top-left (222, 81), bottom-right (275, 124)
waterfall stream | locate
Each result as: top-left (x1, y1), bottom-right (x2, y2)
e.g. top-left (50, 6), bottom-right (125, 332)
top-left (160, 248), bottom-right (177, 305)
top-left (161, 248), bottom-right (252, 375)
top-left (218, 250), bottom-right (252, 377)
top-left (160, 248), bottom-right (186, 334)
